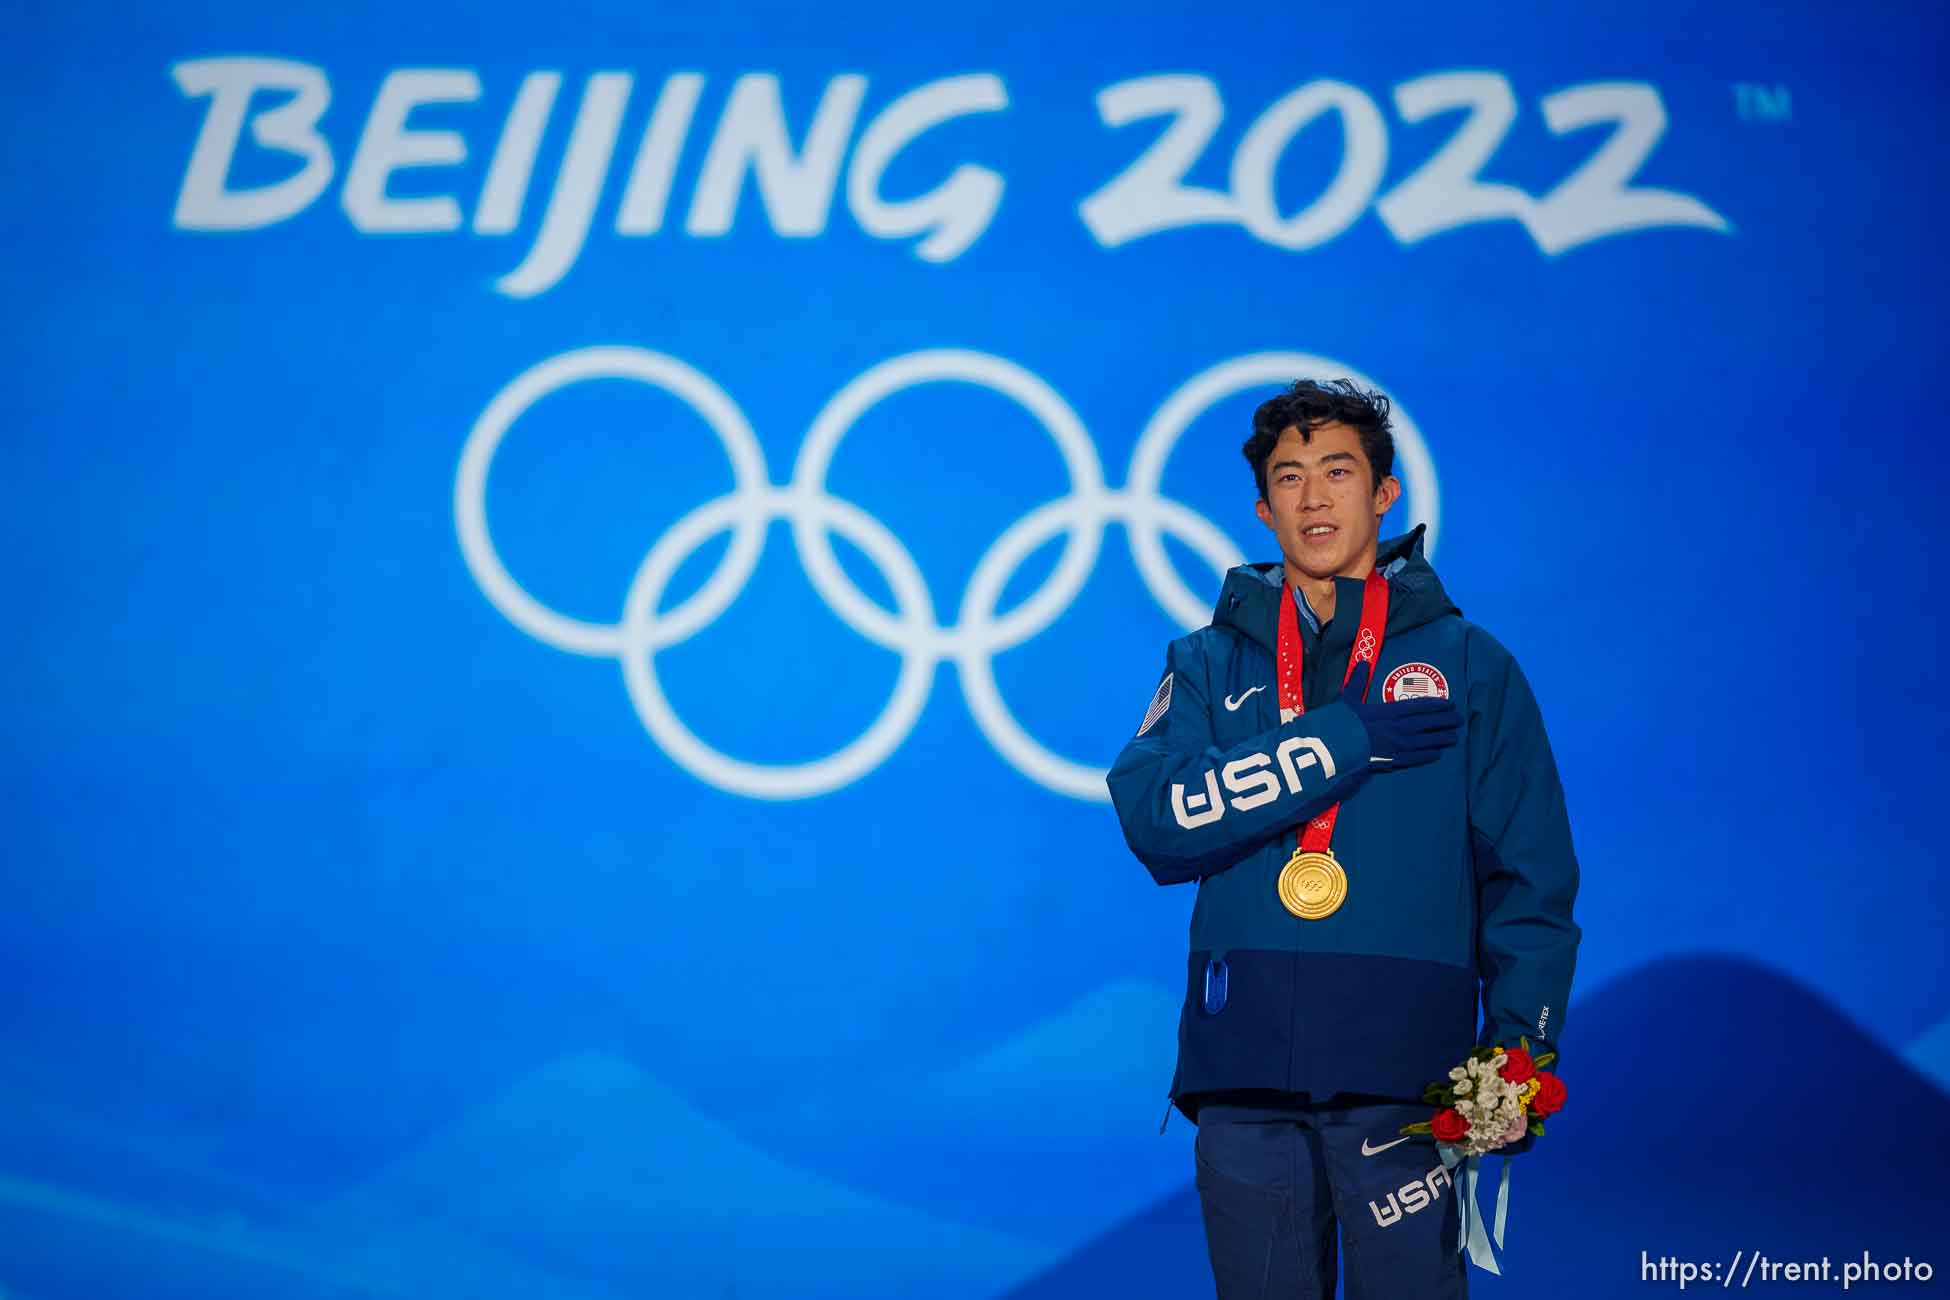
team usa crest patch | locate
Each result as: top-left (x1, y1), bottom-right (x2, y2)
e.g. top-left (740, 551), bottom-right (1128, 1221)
top-left (1382, 662), bottom-right (1450, 702)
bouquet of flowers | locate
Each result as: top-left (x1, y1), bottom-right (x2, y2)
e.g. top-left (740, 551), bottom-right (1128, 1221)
top-left (1398, 1036), bottom-right (1568, 1156)
top-left (1393, 1036), bottom-right (1568, 1274)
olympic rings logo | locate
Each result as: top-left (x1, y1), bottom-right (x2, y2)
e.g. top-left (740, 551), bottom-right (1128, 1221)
top-left (454, 347), bottom-right (1440, 801)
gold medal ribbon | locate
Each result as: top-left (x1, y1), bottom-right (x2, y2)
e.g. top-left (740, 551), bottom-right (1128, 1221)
top-left (1275, 569), bottom-right (1390, 919)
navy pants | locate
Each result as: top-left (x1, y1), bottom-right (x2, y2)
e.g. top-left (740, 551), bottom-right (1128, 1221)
top-left (1192, 1096), bottom-right (1468, 1300)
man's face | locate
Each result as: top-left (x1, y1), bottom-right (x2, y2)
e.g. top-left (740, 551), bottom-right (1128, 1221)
top-left (1253, 422), bottom-right (1402, 577)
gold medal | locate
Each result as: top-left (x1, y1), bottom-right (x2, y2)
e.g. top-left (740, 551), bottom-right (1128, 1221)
top-left (1277, 848), bottom-right (1347, 920)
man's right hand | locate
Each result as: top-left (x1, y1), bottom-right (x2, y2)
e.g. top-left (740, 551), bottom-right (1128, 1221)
top-left (1339, 661), bottom-right (1463, 769)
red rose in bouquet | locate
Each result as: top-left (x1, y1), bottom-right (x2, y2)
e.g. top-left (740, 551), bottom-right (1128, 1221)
top-left (1530, 1071), bottom-right (1567, 1116)
top-left (1497, 1046), bottom-right (1536, 1084)
top-left (1430, 1108), bottom-right (1471, 1144)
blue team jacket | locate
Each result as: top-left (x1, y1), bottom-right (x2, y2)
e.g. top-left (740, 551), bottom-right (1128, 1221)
top-left (1107, 525), bottom-right (1582, 1126)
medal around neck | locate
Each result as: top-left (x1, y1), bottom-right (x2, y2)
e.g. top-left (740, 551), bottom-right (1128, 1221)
top-left (1275, 570), bottom-right (1389, 921)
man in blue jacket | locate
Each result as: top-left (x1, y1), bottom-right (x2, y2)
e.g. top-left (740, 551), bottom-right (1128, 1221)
top-left (1107, 379), bottom-right (1581, 1298)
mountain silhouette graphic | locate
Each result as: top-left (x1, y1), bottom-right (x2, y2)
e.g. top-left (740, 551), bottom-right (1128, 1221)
top-left (739, 975), bottom-right (1191, 1250)
top-left (0, 1165), bottom-right (627, 1300)
top-left (1901, 1006), bottom-right (1950, 1093)
top-left (300, 1050), bottom-right (1055, 1300)
top-left (1000, 953), bottom-right (1950, 1300)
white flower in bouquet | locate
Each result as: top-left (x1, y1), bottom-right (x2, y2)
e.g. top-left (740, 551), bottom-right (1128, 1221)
top-left (1448, 1060), bottom-right (1529, 1157)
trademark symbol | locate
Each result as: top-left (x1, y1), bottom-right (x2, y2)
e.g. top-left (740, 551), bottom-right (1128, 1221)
top-left (1733, 83), bottom-right (1791, 122)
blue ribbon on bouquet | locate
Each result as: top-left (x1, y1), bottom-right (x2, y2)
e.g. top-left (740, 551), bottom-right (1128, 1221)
top-left (1437, 1144), bottom-right (1511, 1274)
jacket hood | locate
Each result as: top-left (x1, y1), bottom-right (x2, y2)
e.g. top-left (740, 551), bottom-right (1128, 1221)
top-left (1210, 523), bottom-right (1461, 655)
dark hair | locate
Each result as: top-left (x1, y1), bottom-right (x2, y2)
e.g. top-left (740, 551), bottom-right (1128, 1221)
top-left (1242, 378), bottom-right (1396, 500)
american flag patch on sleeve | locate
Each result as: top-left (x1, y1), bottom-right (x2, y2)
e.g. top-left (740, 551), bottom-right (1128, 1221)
top-left (1136, 671), bottom-right (1173, 737)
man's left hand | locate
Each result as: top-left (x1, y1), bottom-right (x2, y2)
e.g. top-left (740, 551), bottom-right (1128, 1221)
top-left (1494, 1130), bottom-right (1537, 1159)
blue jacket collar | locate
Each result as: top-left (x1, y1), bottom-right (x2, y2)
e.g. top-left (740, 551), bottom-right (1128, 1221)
top-left (1209, 523), bottom-right (1460, 655)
